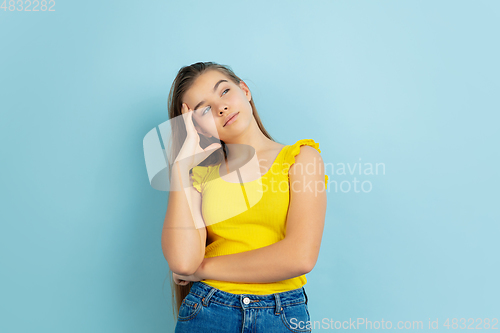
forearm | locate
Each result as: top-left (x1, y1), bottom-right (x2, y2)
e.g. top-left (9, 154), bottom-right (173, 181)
top-left (197, 238), bottom-right (310, 283)
top-left (162, 164), bottom-right (203, 275)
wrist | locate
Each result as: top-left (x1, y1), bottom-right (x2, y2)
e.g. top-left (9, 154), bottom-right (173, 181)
top-left (170, 162), bottom-right (190, 191)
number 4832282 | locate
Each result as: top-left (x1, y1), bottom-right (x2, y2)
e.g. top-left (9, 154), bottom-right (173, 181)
top-left (1, 0), bottom-right (56, 11)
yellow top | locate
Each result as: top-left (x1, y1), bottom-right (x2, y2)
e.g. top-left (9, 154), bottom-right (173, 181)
top-left (190, 139), bottom-right (328, 294)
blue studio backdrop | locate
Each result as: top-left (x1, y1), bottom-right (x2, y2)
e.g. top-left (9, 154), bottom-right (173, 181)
top-left (1, 1), bottom-right (499, 332)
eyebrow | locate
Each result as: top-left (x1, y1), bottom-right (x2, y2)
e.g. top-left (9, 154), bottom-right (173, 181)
top-left (193, 79), bottom-right (228, 112)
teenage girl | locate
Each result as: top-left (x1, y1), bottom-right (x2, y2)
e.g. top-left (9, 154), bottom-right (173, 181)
top-left (162, 62), bottom-right (328, 333)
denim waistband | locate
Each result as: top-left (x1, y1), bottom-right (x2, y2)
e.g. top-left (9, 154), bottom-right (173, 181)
top-left (189, 281), bottom-right (308, 314)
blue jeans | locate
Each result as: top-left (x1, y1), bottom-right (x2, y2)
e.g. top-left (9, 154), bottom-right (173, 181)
top-left (175, 281), bottom-right (312, 333)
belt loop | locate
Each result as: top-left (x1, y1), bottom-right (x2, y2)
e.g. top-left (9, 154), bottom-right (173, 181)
top-left (202, 287), bottom-right (217, 307)
top-left (303, 287), bottom-right (308, 305)
top-left (274, 293), bottom-right (282, 315)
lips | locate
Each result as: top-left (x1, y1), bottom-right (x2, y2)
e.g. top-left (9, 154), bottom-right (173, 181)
top-left (224, 112), bottom-right (239, 126)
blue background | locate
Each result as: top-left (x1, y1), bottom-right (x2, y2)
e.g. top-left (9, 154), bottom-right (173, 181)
top-left (1, 0), bottom-right (499, 332)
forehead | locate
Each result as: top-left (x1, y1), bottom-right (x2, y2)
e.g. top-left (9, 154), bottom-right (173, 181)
top-left (183, 70), bottom-right (231, 105)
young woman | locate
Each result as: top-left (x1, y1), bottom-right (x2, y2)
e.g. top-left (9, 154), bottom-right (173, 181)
top-left (162, 62), bottom-right (328, 333)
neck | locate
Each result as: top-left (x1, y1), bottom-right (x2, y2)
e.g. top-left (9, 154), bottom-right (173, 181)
top-left (223, 117), bottom-right (274, 159)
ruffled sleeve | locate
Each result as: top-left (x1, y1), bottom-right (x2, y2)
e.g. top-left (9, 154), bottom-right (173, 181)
top-left (284, 139), bottom-right (329, 190)
top-left (190, 165), bottom-right (210, 193)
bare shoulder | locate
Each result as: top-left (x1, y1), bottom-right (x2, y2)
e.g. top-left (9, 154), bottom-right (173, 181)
top-left (289, 145), bottom-right (324, 176)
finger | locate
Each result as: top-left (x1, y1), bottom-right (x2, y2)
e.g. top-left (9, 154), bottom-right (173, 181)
top-left (182, 104), bottom-right (195, 125)
top-left (182, 103), bottom-right (193, 115)
top-left (180, 107), bottom-right (197, 136)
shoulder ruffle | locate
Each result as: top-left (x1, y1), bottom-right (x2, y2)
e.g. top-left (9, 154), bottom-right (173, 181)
top-left (284, 139), bottom-right (328, 190)
top-left (190, 165), bottom-right (211, 193)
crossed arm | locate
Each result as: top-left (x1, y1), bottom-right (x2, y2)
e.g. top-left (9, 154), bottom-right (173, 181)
top-left (176, 146), bottom-right (327, 284)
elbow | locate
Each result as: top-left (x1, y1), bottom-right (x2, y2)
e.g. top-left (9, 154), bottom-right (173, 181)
top-left (163, 247), bottom-right (202, 275)
top-left (301, 260), bottom-right (314, 275)
top-left (161, 238), bottom-right (203, 276)
top-left (301, 253), bottom-right (318, 274)
top-left (168, 260), bottom-right (200, 276)
top-left (291, 240), bottom-right (318, 275)
top-left (171, 266), bottom-right (196, 276)
top-left (164, 246), bottom-right (203, 276)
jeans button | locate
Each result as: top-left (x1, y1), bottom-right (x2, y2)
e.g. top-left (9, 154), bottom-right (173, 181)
top-left (243, 297), bottom-right (250, 305)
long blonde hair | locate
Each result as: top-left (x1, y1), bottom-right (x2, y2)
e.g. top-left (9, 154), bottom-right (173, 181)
top-left (165, 62), bottom-right (276, 320)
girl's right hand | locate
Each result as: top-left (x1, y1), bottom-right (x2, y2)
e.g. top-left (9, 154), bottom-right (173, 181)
top-left (174, 103), bottom-right (222, 171)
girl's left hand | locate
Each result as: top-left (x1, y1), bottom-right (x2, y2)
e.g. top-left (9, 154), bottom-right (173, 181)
top-left (172, 271), bottom-right (202, 286)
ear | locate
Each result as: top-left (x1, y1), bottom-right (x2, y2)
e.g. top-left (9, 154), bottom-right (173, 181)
top-left (239, 80), bottom-right (252, 102)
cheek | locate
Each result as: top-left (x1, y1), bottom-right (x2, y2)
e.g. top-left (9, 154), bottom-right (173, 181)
top-left (231, 94), bottom-right (243, 104)
top-left (197, 117), bottom-right (218, 133)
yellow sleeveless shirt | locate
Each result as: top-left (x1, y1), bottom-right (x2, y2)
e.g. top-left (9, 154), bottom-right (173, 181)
top-left (190, 139), bottom-right (328, 294)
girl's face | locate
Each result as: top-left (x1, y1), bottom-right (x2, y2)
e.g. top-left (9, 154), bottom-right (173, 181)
top-left (182, 70), bottom-right (253, 141)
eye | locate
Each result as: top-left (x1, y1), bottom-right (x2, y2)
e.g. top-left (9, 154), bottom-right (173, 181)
top-left (202, 106), bottom-right (211, 115)
top-left (201, 89), bottom-right (230, 116)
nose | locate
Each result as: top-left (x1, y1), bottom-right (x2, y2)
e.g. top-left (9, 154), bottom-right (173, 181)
top-left (219, 106), bottom-right (228, 115)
